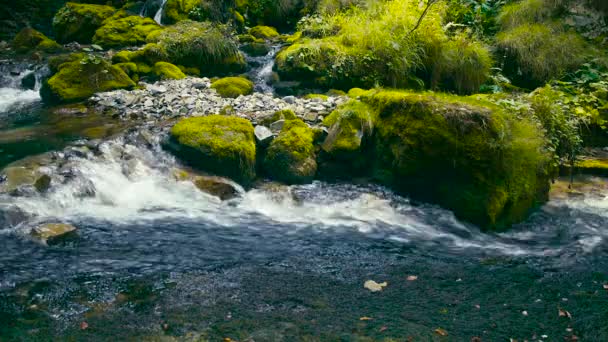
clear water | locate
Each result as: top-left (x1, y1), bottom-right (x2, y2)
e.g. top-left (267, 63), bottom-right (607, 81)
top-left (0, 66), bottom-right (607, 341)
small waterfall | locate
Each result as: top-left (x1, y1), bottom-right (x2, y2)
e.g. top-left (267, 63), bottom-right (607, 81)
top-left (246, 45), bottom-right (282, 94)
top-left (154, 0), bottom-right (168, 25)
top-left (0, 62), bottom-right (48, 113)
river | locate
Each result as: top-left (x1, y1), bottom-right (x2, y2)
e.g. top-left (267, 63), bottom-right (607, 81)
top-left (0, 64), bottom-right (607, 341)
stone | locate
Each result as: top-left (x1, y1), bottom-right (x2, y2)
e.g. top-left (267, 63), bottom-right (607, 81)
top-left (148, 84), bottom-right (168, 95)
top-left (30, 223), bottom-right (77, 244)
top-left (303, 112), bottom-right (318, 122)
top-left (283, 96), bottom-right (296, 104)
top-left (193, 176), bottom-right (242, 201)
top-left (20, 72), bottom-right (36, 90)
top-left (269, 119), bottom-right (285, 133)
top-left (254, 125), bottom-right (274, 147)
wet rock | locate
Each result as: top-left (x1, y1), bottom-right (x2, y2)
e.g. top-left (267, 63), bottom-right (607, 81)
top-left (30, 223), bottom-right (77, 244)
top-left (20, 72), bottom-right (36, 90)
top-left (283, 96), bottom-right (296, 104)
top-left (0, 166), bottom-right (51, 195)
top-left (269, 119), bottom-right (285, 133)
top-left (0, 206), bottom-right (29, 228)
top-left (254, 125), bottom-right (274, 147)
top-left (193, 176), bottom-right (242, 201)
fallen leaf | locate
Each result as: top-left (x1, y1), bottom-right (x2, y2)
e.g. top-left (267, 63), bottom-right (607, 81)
top-left (435, 328), bottom-right (448, 336)
top-left (80, 321), bottom-right (89, 330)
top-left (364, 280), bottom-right (388, 292)
top-left (406, 275), bottom-right (418, 281)
top-left (379, 326), bottom-right (388, 332)
top-left (558, 308), bottom-right (572, 319)
top-left (359, 316), bottom-right (373, 321)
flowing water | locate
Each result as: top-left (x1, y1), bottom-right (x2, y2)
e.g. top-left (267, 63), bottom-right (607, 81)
top-left (154, 0), bottom-right (168, 26)
top-left (0, 64), bottom-right (607, 341)
top-left (246, 45), bottom-right (282, 94)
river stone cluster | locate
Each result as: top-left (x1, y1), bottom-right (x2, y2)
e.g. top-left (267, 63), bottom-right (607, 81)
top-left (91, 77), bottom-right (347, 122)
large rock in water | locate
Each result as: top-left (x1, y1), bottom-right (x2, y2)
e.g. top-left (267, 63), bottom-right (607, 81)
top-left (263, 119), bottom-right (317, 184)
top-left (53, 2), bottom-right (116, 44)
top-left (367, 90), bottom-right (551, 230)
top-left (41, 58), bottom-right (135, 103)
top-left (31, 223), bottom-right (77, 244)
top-left (167, 115), bottom-right (256, 185)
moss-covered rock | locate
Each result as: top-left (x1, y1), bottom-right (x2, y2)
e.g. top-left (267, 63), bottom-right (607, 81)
top-left (166, 115), bottom-right (256, 184)
top-left (163, 0), bottom-right (200, 24)
top-left (322, 100), bottom-right (374, 158)
top-left (93, 14), bottom-right (162, 48)
top-left (211, 77), bottom-right (253, 98)
top-left (259, 109), bottom-right (297, 126)
top-left (263, 119), bottom-right (317, 184)
top-left (11, 28), bottom-right (62, 54)
top-left (149, 21), bottom-right (245, 75)
top-left (573, 158), bottom-right (608, 177)
top-left (249, 25), bottom-right (279, 40)
top-left (367, 90), bottom-right (551, 230)
top-left (53, 2), bottom-right (117, 44)
top-left (154, 62), bottom-right (186, 80)
top-left (48, 52), bottom-right (86, 73)
top-left (41, 56), bottom-right (135, 103)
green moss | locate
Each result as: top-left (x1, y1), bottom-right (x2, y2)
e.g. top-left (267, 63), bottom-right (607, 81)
top-left (249, 26), bottom-right (279, 40)
top-left (111, 50), bottom-right (133, 63)
top-left (11, 28), bottom-right (62, 54)
top-left (326, 89), bottom-right (346, 97)
top-left (211, 77), bottom-right (254, 98)
top-left (259, 109), bottom-right (298, 126)
top-left (574, 159), bottom-right (608, 176)
top-left (150, 21), bottom-right (245, 75)
top-left (167, 115), bottom-right (256, 184)
top-left (93, 15), bottom-right (163, 48)
top-left (41, 57), bottom-right (135, 103)
top-left (497, 0), bottom-right (558, 30)
top-left (367, 89), bottom-right (550, 229)
top-left (322, 100), bottom-right (375, 156)
top-left (304, 94), bottom-right (329, 101)
top-left (136, 63), bottom-right (153, 75)
top-left (164, 0), bottom-right (200, 24)
top-left (111, 43), bottom-right (168, 66)
top-left (263, 119), bottom-right (317, 184)
top-left (53, 2), bottom-right (117, 44)
top-left (114, 62), bottom-right (138, 76)
top-left (48, 53), bottom-right (86, 73)
top-left (241, 42), bottom-right (270, 57)
top-left (154, 62), bottom-right (186, 80)
top-left (347, 88), bottom-right (371, 98)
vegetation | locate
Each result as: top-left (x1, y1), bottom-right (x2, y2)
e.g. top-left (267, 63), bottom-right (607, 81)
top-left (249, 26), bottom-right (279, 39)
top-left (154, 62), bottom-right (186, 80)
top-left (211, 77), bottom-right (254, 98)
top-left (11, 28), bottom-right (62, 54)
top-left (168, 115), bottom-right (257, 184)
top-left (52, 2), bottom-right (116, 43)
top-left (93, 13), bottom-right (163, 48)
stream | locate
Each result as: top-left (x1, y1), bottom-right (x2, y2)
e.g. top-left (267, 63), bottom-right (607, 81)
top-left (0, 63), bottom-right (607, 341)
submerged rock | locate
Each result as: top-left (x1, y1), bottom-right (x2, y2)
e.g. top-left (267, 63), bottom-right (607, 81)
top-left (0, 166), bottom-right (51, 195)
top-left (193, 176), bottom-right (242, 201)
top-left (30, 223), bottom-right (77, 244)
top-left (166, 115), bottom-right (257, 185)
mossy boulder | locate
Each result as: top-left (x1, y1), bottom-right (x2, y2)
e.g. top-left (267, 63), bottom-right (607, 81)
top-left (322, 100), bottom-right (374, 158)
top-left (263, 119), bottom-right (317, 184)
top-left (367, 90), bottom-right (551, 230)
top-left (112, 43), bottom-right (168, 65)
top-left (53, 2), bottom-right (117, 44)
top-left (41, 57), bottom-right (135, 103)
top-left (93, 14), bottom-right (162, 48)
top-left (573, 158), bottom-right (608, 177)
top-left (249, 26), bottom-right (279, 40)
top-left (211, 77), bottom-right (253, 98)
top-left (259, 109), bottom-right (297, 126)
top-left (154, 62), bottom-right (186, 80)
top-left (11, 28), bottom-right (62, 54)
top-left (166, 115), bottom-right (256, 184)
top-left (150, 21), bottom-right (245, 75)
top-left (163, 0), bottom-right (200, 24)
top-left (48, 52), bottom-right (86, 73)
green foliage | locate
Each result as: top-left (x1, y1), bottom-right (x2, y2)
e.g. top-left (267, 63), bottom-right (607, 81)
top-left (277, 0), bottom-right (493, 93)
top-left (263, 119), bottom-right (317, 184)
top-left (169, 115), bottom-right (256, 184)
top-left (154, 62), bottom-right (186, 80)
top-left (164, 0), bottom-right (201, 23)
top-left (497, 0), bottom-right (563, 30)
top-left (249, 25), bottom-right (280, 39)
top-left (496, 23), bottom-right (589, 87)
top-left (53, 2), bottom-right (116, 43)
top-left (41, 56), bottom-right (135, 103)
top-left (11, 28), bottom-right (62, 54)
top-left (366, 89), bottom-right (550, 229)
top-left (93, 14), bottom-right (162, 48)
top-left (150, 21), bottom-right (245, 75)
top-left (211, 77), bottom-right (254, 98)
top-left (444, 0), bottom-right (507, 36)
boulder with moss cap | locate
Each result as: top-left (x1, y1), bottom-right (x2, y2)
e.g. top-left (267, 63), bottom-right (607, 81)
top-left (154, 62), bottom-right (186, 80)
top-left (53, 2), bottom-right (117, 44)
top-left (166, 115), bottom-right (257, 185)
top-left (263, 119), bottom-right (317, 184)
top-left (11, 28), bottom-right (62, 54)
top-left (93, 13), bottom-right (163, 48)
top-left (211, 77), bottom-right (254, 98)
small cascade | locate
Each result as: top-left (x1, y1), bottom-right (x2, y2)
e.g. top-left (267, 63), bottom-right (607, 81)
top-left (154, 0), bottom-right (168, 25)
top-left (0, 62), bottom-right (48, 113)
top-left (245, 45), bottom-right (282, 94)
